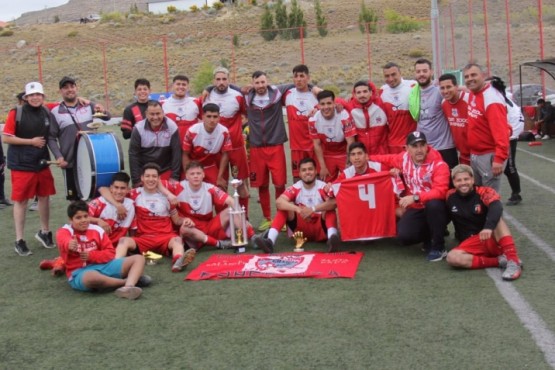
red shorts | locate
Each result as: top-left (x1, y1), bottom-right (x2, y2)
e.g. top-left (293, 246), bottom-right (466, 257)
top-left (132, 233), bottom-right (180, 255)
top-left (452, 234), bottom-right (502, 257)
top-left (290, 150), bottom-right (315, 178)
top-left (294, 215), bottom-right (327, 242)
top-left (202, 165), bottom-right (219, 186)
top-left (323, 154), bottom-right (347, 182)
top-left (249, 145), bottom-right (287, 188)
top-left (228, 147), bottom-right (250, 181)
top-left (10, 168), bottom-right (56, 201)
top-left (192, 215), bottom-right (228, 240)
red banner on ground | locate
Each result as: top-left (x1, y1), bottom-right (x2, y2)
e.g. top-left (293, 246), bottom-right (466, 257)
top-left (185, 252), bottom-right (364, 280)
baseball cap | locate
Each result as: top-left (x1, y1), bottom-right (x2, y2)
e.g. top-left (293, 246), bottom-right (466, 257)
top-left (59, 76), bottom-right (76, 88)
top-left (24, 82), bottom-right (44, 97)
top-left (406, 131), bottom-right (427, 146)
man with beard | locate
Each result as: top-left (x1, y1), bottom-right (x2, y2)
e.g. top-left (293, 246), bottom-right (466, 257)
top-left (380, 62), bottom-right (417, 154)
top-left (252, 157), bottom-right (339, 253)
top-left (202, 67), bottom-right (250, 215)
top-left (445, 164), bottom-right (522, 281)
top-left (48, 76), bottom-right (111, 200)
top-left (162, 75), bottom-right (202, 141)
top-left (120, 78), bottom-right (155, 139)
top-left (409, 59), bottom-right (457, 170)
top-left (463, 63), bottom-right (510, 192)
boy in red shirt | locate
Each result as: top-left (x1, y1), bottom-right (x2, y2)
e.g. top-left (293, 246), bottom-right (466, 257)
top-left (57, 201), bottom-right (148, 299)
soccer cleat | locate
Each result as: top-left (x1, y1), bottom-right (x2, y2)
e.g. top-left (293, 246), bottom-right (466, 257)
top-left (172, 248), bottom-right (197, 272)
top-left (542, 135), bottom-right (550, 140)
top-left (250, 231), bottom-right (268, 250)
top-left (0, 198), bottom-right (13, 207)
top-left (217, 240), bottom-right (233, 249)
top-left (35, 230), bottom-right (55, 249)
top-left (426, 249), bottom-right (447, 262)
top-left (327, 234), bottom-right (341, 253)
top-left (136, 275), bottom-right (153, 288)
top-left (497, 255), bottom-right (523, 269)
top-left (535, 134), bottom-right (542, 140)
top-left (506, 194), bottom-right (522, 206)
top-left (28, 200), bottom-right (38, 211)
top-left (254, 236), bottom-right (274, 254)
top-left (258, 219), bottom-right (272, 232)
top-left (51, 257), bottom-right (66, 276)
top-left (115, 286), bottom-right (142, 300)
top-left (502, 260), bottom-right (522, 281)
top-left (14, 240), bottom-right (32, 256)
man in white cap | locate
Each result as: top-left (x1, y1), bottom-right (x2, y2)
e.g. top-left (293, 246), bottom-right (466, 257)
top-left (2, 82), bottom-right (57, 256)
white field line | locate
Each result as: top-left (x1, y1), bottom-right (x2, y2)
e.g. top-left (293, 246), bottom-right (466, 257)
top-left (517, 147), bottom-right (555, 165)
top-left (519, 172), bottom-right (555, 196)
top-left (486, 269), bottom-right (555, 368)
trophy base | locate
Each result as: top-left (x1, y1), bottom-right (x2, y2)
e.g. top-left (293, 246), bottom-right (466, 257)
top-left (293, 248), bottom-right (304, 253)
top-left (146, 259), bottom-right (157, 265)
top-left (235, 247), bottom-right (246, 254)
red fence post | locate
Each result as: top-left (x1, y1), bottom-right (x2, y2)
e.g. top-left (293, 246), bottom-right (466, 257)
top-left (37, 45), bottom-right (43, 84)
top-left (469, 0), bottom-right (474, 62)
top-left (538, 0), bottom-right (546, 97)
top-left (101, 42), bottom-right (110, 111)
top-left (230, 33), bottom-right (237, 83)
top-left (504, 0), bottom-right (514, 92)
top-left (163, 35), bottom-right (169, 93)
top-left (299, 27), bottom-right (305, 64)
top-left (482, 0), bottom-right (491, 75)
top-left (365, 23), bottom-right (372, 80)
top-left (449, 3), bottom-right (456, 69)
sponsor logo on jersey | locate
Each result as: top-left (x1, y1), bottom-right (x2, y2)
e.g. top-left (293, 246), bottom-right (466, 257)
top-left (451, 205), bottom-right (458, 213)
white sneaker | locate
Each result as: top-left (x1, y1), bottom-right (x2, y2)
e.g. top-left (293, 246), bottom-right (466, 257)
top-left (542, 135), bottom-right (550, 140)
top-left (535, 134), bottom-right (542, 139)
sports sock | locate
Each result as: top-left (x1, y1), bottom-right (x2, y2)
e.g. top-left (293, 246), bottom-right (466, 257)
top-left (470, 256), bottom-right (499, 269)
top-left (246, 224), bottom-right (255, 239)
top-left (327, 228), bottom-right (338, 239)
top-left (271, 211), bottom-right (287, 230)
top-left (275, 186), bottom-right (285, 199)
top-left (498, 235), bottom-right (519, 262)
top-left (172, 254), bottom-right (183, 264)
top-left (268, 228), bottom-right (279, 244)
top-left (259, 186), bottom-right (271, 219)
top-left (239, 196), bottom-right (249, 218)
top-left (205, 235), bottom-right (218, 247)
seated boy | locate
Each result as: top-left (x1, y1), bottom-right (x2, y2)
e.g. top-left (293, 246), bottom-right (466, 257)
top-left (57, 200), bottom-right (149, 299)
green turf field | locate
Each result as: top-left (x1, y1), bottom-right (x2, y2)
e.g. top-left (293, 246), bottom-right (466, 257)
top-left (1, 127), bottom-right (555, 369)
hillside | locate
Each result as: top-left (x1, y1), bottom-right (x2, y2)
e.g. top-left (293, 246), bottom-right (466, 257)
top-left (0, 0), bottom-right (554, 117)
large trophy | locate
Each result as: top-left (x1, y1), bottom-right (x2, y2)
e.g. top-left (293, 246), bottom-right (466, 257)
top-left (228, 171), bottom-right (247, 253)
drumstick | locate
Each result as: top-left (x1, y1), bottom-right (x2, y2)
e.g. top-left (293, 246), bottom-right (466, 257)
top-left (39, 159), bottom-right (59, 166)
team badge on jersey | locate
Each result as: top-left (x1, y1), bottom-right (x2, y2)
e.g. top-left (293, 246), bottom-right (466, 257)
top-left (473, 204), bottom-right (482, 214)
top-left (452, 108), bottom-right (458, 117)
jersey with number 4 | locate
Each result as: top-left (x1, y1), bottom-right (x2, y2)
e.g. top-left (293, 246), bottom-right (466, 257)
top-left (332, 172), bottom-right (396, 241)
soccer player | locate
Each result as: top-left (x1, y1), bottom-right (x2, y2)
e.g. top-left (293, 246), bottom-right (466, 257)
top-left (337, 80), bottom-right (389, 155)
top-left (445, 164), bottom-right (522, 281)
top-left (380, 62), bottom-right (417, 154)
top-left (128, 100), bottom-right (181, 187)
top-left (202, 66), bottom-right (250, 214)
top-left (113, 163), bottom-right (194, 272)
top-left (162, 74), bottom-right (202, 141)
top-left (121, 78), bottom-right (155, 139)
top-left (48, 76), bottom-right (111, 200)
top-left (370, 131), bottom-right (450, 261)
top-left (410, 59), bottom-right (458, 170)
top-left (283, 64), bottom-right (319, 181)
top-left (181, 103), bottom-right (232, 189)
top-left (3, 82), bottom-right (56, 255)
top-left (463, 63), bottom-right (510, 192)
top-left (439, 73), bottom-right (470, 165)
top-left (56, 200), bottom-right (148, 300)
top-left (309, 90), bottom-right (356, 182)
top-left (335, 141), bottom-right (384, 181)
top-left (253, 158), bottom-right (339, 253)
top-left (169, 161), bottom-right (253, 250)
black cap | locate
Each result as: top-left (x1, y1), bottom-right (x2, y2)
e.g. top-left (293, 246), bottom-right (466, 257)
top-left (59, 76), bottom-right (76, 89)
top-left (406, 131), bottom-right (427, 146)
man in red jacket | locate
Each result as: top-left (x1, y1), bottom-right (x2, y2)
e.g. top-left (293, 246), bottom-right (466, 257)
top-left (463, 63), bottom-right (510, 192)
top-left (370, 131), bottom-right (450, 261)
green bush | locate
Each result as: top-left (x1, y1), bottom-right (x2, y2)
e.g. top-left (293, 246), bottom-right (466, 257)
top-left (192, 61), bottom-right (215, 95)
top-left (275, 0), bottom-right (289, 39)
top-left (54, 15), bottom-right (60, 23)
top-left (233, 34), bottom-right (239, 47)
top-left (0, 30), bottom-right (14, 37)
top-left (315, 0), bottom-right (328, 37)
top-left (190, 5), bottom-right (199, 12)
top-left (202, 4), bottom-right (210, 11)
top-left (100, 12), bottom-right (125, 23)
top-left (408, 49), bottom-right (425, 58)
top-left (384, 9), bottom-right (422, 33)
top-left (167, 5), bottom-right (177, 13)
top-left (260, 5), bottom-right (277, 41)
top-left (358, 2), bottom-right (378, 34)
top-left (322, 85), bottom-right (341, 97)
top-left (213, 2), bottom-right (224, 10)
top-left (288, 0), bottom-right (307, 39)
top-left (67, 30), bottom-right (78, 37)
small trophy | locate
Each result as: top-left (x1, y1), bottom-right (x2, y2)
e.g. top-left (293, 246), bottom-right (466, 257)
top-left (292, 231), bottom-right (307, 252)
top-left (228, 178), bottom-right (247, 253)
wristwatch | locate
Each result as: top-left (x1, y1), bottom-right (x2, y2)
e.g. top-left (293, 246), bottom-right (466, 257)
top-left (413, 194), bottom-right (420, 203)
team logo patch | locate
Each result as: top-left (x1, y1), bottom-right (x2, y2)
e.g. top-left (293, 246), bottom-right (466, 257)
top-left (451, 206), bottom-right (458, 213)
top-left (474, 204), bottom-right (482, 214)
top-left (452, 108), bottom-right (458, 117)
top-left (79, 235), bottom-right (87, 242)
top-left (244, 254), bottom-right (315, 274)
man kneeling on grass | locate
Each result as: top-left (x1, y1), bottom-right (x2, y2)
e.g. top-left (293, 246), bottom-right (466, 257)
top-left (252, 157), bottom-right (339, 253)
top-left (446, 164), bottom-right (522, 281)
top-left (56, 201), bottom-right (150, 300)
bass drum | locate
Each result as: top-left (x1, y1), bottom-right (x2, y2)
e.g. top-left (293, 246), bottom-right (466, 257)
top-left (74, 132), bottom-right (124, 200)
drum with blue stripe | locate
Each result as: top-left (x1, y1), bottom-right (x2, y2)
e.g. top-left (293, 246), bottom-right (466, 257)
top-left (74, 132), bottom-right (124, 200)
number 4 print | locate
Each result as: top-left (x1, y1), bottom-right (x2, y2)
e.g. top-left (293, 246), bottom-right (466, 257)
top-left (358, 184), bottom-right (376, 209)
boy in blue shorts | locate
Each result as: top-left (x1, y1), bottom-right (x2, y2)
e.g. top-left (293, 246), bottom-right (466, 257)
top-left (56, 200), bottom-right (148, 300)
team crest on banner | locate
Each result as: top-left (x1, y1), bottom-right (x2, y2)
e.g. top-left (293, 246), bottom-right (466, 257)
top-left (247, 254), bottom-right (314, 274)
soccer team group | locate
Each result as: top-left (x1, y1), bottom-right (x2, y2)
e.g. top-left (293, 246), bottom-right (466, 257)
top-left (1, 59), bottom-right (524, 300)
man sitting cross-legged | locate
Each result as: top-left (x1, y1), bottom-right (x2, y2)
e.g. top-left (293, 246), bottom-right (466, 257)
top-left (252, 157), bottom-right (339, 253)
top-left (446, 164), bottom-right (522, 281)
top-left (56, 200), bottom-right (148, 300)
top-left (109, 163), bottom-right (194, 272)
top-left (165, 161), bottom-right (254, 252)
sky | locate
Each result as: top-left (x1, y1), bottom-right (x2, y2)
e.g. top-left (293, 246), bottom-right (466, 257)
top-left (1, 1), bottom-right (69, 22)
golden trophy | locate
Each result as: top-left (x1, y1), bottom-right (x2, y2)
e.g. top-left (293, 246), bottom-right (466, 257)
top-left (143, 251), bottom-right (163, 265)
top-left (228, 178), bottom-right (247, 253)
top-left (292, 231), bottom-right (307, 252)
